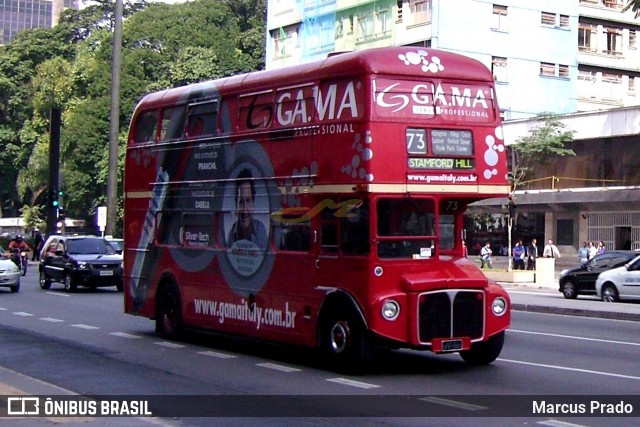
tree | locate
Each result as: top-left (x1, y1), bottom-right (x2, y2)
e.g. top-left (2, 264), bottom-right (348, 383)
top-left (509, 112), bottom-right (576, 193)
top-left (623, 0), bottom-right (640, 18)
top-left (505, 112), bottom-right (575, 270)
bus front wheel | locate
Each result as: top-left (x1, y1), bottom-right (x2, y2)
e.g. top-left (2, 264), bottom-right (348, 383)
top-left (155, 284), bottom-right (183, 340)
top-left (320, 308), bottom-right (373, 374)
top-left (459, 331), bottom-right (504, 366)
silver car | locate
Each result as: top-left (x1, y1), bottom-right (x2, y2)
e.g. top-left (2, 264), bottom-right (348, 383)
top-left (595, 254), bottom-right (640, 302)
top-left (0, 256), bottom-right (21, 293)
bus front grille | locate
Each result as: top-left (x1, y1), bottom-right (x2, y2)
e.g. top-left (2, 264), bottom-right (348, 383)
top-left (418, 290), bottom-right (484, 343)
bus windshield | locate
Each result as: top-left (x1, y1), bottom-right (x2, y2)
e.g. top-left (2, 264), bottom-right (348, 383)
top-left (377, 198), bottom-right (436, 259)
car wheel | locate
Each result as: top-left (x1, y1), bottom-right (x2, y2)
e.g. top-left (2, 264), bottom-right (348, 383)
top-left (64, 274), bottom-right (77, 293)
top-left (155, 284), bottom-right (183, 340)
top-left (459, 331), bottom-right (505, 366)
top-left (601, 283), bottom-right (619, 303)
top-left (320, 305), bottom-right (373, 374)
top-left (115, 282), bottom-right (124, 292)
top-left (10, 283), bottom-right (20, 293)
top-left (39, 271), bottom-right (51, 290)
top-left (562, 281), bottom-right (578, 299)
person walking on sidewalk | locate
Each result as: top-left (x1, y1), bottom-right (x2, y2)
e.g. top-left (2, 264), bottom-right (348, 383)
top-left (527, 238), bottom-right (538, 270)
top-left (596, 240), bottom-right (606, 255)
top-left (543, 239), bottom-right (561, 258)
top-left (513, 240), bottom-right (526, 270)
top-left (587, 241), bottom-right (597, 260)
top-left (578, 242), bottom-right (589, 266)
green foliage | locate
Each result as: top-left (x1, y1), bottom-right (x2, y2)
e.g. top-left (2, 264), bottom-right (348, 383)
top-left (0, 0), bottom-right (266, 232)
top-left (19, 204), bottom-right (46, 231)
top-left (510, 112), bottom-right (576, 192)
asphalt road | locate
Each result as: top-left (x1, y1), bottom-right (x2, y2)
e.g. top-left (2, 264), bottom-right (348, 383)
top-left (0, 261), bottom-right (639, 426)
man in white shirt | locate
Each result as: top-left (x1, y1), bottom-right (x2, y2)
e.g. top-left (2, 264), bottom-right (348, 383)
top-left (543, 239), bottom-right (560, 258)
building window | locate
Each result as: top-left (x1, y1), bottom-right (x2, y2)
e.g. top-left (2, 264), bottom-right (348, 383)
top-left (579, 24), bottom-right (596, 52)
top-left (630, 30), bottom-right (637, 49)
top-left (376, 7), bottom-right (392, 37)
top-left (397, 0), bottom-right (403, 22)
top-left (492, 5), bottom-right (507, 31)
top-left (559, 15), bottom-right (570, 28)
top-left (606, 28), bottom-right (623, 55)
top-left (408, 0), bottom-right (432, 26)
top-left (540, 62), bottom-right (556, 77)
top-left (604, 0), bottom-right (623, 10)
top-left (629, 77), bottom-right (636, 94)
top-left (492, 56), bottom-right (508, 82)
top-left (541, 12), bottom-right (556, 26)
top-left (559, 64), bottom-right (570, 78)
top-left (358, 13), bottom-right (374, 42)
top-left (273, 27), bottom-right (293, 59)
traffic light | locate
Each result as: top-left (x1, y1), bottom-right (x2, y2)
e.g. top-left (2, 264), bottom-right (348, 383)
top-left (50, 187), bottom-right (59, 208)
top-left (58, 208), bottom-right (66, 222)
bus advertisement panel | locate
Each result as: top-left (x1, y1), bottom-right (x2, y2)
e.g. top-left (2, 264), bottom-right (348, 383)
top-left (124, 47), bottom-right (510, 373)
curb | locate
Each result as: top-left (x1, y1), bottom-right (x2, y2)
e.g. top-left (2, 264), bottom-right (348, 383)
top-left (512, 303), bottom-right (640, 322)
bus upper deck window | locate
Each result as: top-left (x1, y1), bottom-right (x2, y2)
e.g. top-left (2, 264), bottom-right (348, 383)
top-left (133, 111), bottom-right (159, 143)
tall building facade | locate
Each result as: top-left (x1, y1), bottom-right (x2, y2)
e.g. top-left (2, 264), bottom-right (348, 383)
top-left (0, 0), bottom-right (78, 45)
top-left (267, 0), bottom-right (640, 120)
top-left (266, 0), bottom-right (640, 253)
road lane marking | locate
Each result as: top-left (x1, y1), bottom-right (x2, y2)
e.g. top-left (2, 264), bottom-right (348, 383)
top-left (13, 312), bottom-right (33, 317)
top-left (71, 324), bottom-right (100, 330)
top-left (256, 362), bottom-right (301, 373)
top-left (418, 396), bottom-right (487, 411)
top-left (198, 350), bottom-right (238, 359)
top-left (538, 421), bottom-right (590, 427)
top-left (326, 378), bottom-right (380, 389)
top-left (45, 292), bottom-right (70, 297)
top-left (499, 358), bottom-right (640, 381)
top-left (0, 307), bottom-right (7, 311)
top-left (510, 329), bottom-right (640, 347)
top-left (109, 332), bottom-right (141, 339)
top-left (155, 341), bottom-right (185, 349)
top-left (40, 317), bottom-right (64, 323)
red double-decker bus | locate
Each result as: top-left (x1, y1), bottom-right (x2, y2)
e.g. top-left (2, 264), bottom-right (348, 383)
top-left (124, 47), bottom-right (510, 373)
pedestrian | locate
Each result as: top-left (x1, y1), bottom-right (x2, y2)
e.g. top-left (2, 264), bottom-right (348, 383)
top-left (462, 240), bottom-right (468, 258)
top-left (543, 239), bottom-right (561, 258)
top-left (527, 238), bottom-right (538, 270)
top-left (596, 240), bottom-right (606, 255)
top-left (480, 242), bottom-right (493, 269)
top-left (578, 242), bottom-right (589, 266)
top-left (32, 228), bottom-right (44, 261)
top-left (587, 241), bottom-right (597, 260)
top-left (513, 240), bottom-right (525, 270)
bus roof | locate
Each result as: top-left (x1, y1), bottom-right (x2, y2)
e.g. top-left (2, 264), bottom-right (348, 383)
top-left (135, 47), bottom-right (494, 109)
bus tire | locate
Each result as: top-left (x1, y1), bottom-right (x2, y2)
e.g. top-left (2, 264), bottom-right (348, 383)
top-left (459, 331), bottom-right (505, 366)
top-left (320, 306), bottom-right (373, 374)
top-left (155, 284), bottom-right (184, 340)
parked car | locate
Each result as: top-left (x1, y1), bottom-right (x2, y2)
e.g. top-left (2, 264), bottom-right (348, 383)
top-left (595, 254), bottom-right (640, 302)
top-left (0, 256), bottom-right (21, 293)
top-left (105, 236), bottom-right (124, 255)
top-left (558, 250), bottom-right (638, 299)
top-left (39, 235), bottom-right (123, 292)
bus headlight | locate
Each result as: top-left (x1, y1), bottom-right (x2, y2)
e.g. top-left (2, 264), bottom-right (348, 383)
top-left (491, 297), bottom-right (507, 316)
top-left (381, 300), bottom-right (400, 320)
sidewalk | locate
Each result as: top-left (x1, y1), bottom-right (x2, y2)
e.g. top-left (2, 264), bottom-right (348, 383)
top-left (483, 256), bottom-right (640, 322)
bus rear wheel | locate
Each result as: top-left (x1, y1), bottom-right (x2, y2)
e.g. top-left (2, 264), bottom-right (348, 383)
top-left (459, 331), bottom-right (504, 366)
top-left (155, 285), bottom-right (183, 340)
top-left (320, 308), bottom-right (373, 374)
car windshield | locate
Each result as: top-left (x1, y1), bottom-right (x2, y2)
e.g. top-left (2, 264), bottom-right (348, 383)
top-left (66, 238), bottom-right (116, 255)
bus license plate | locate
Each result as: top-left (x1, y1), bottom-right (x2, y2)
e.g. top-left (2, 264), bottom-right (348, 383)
top-left (442, 340), bottom-right (462, 352)
top-left (99, 270), bottom-right (113, 276)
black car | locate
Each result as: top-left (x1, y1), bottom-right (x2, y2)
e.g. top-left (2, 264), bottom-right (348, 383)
top-left (558, 250), bottom-right (638, 299)
top-left (39, 235), bottom-right (123, 292)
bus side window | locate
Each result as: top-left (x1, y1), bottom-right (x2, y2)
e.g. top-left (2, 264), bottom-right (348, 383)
top-left (320, 207), bottom-right (338, 254)
top-left (277, 221), bottom-right (311, 252)
top-left (160, 107), bottom-right (187, 141)
top-left (133, 111), bottom-right (159, 143)
top-left (186, 101), bottom-right (218, 138)
top-left (341, 200), bottom-right (370, 256)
